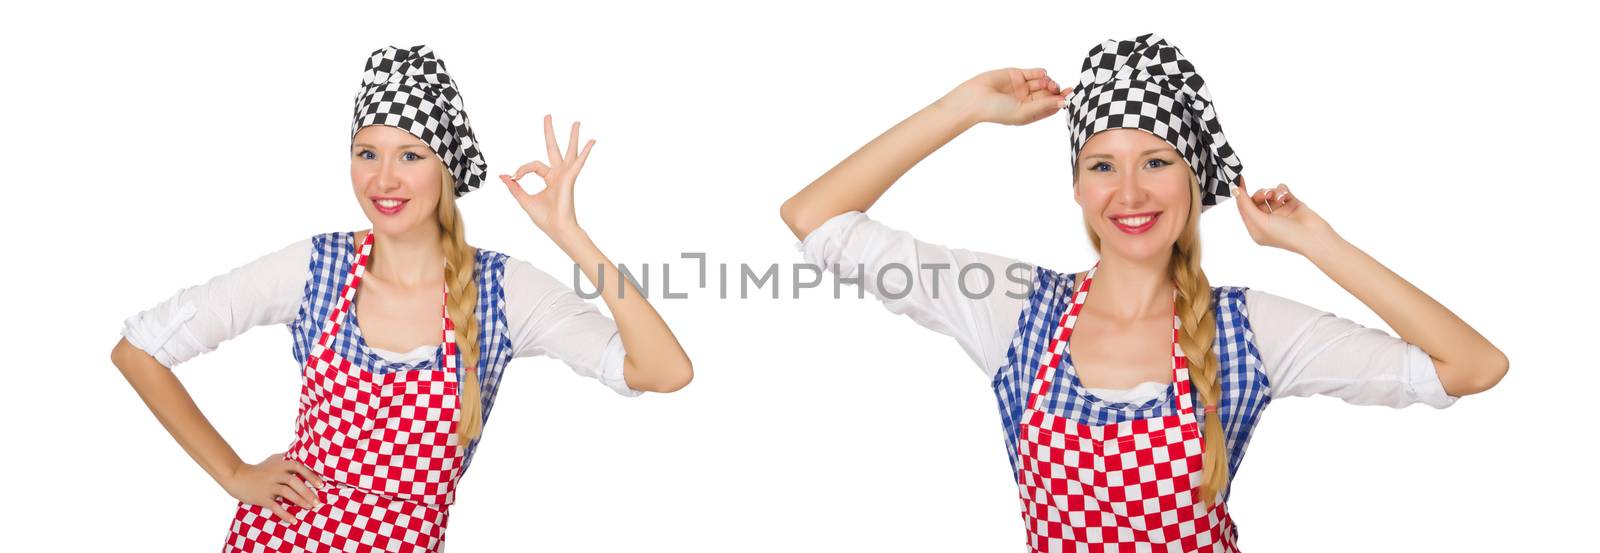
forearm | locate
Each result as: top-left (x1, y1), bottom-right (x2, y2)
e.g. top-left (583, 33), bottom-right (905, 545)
top-left (552, 229), bottom-right (692, 393)
top-left (110, 338), bottom-right (243, 489)
top-left (780, 92), bottom-right (980, 240)
top-left (1300, 233), bottom-right (1508, 395)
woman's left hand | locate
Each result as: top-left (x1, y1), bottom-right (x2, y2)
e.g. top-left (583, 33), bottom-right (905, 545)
top-left (500, 114), bottom-right (596, 239)
top-left (1231, 177), bottom-right (1339, 256)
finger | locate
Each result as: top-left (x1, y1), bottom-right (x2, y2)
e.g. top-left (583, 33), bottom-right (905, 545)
top-left (570, 139), bottom-right (596, 175)
top-left (543, 114), bottom-right (561, 167)
top-left (1232, 183), bottom-right (1254, 216)
top-left (1026, 95), bottom-right (1068, 120)
top-left (281, 470), bottom-right (321, 508)
top-left (565, 121), bottom-right (581, 162)
top-left (1250, 188), bottom-right (1272, 206)
top-left (500, 175), bottom-right (534, 200)
top-left (278, 482), bottom-right (316, 510)
top-left (282, 477), bottom-right (317, 508)
top-left (500, 174), bottom-right (524, 196)
top-left (1254, 187), bottom-right (1280, 210)
top-left (286, 460), bottom-right (324, 490)
top-left (511, 160), bottom-right (551, 181)
top-left (1237, 177), bottom-right (1268, 215)
top-left (266, 500), bottom-right (299, 526)
top-left (1020, 67), bottom-right (1046, 80)
top-left (1233, 183), bottom-right (1267, 224)
top-left (1046, 78), bottom-right (1062, 94)
top-left (1262, 186), bottom-right (1283, 207)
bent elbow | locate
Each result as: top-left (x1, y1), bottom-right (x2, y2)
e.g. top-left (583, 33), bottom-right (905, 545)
top-left (779, 197), bottom-right (819, 242)
top-left (1444, 349), bottom-right (1509, 397)
top-left (1476, 349), bottom-right (1509, 393)
top-left (651, 359), bottom-right (694, 394)
top-left (626, 354), bottom-right (693, 394)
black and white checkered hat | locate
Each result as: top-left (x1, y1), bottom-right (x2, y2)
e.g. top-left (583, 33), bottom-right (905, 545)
top-left (1065, 34), bottom-right (1243, 212)
top-left (351, 45), bottom-right (488, 197)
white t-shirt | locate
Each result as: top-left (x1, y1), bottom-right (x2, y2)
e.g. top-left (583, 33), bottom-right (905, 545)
top-left (796, 211), bottom-right (1457, 408)
top-left (119, 237), bottom-right (640, 397)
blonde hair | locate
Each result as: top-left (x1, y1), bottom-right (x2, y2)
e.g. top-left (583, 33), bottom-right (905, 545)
top-left (435, 171), bottom-right (484, 448)
top-left (1081, 171), bottom-right (1228, 504)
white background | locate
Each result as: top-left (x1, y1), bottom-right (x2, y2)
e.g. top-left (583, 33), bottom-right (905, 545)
top-left (3, 1), bottom-right (1595, 550)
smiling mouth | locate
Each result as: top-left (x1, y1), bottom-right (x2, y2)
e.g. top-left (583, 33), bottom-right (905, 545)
top-left (372, 197), bottom-right (409, 214)
top-left (1110, 212), bottom-right (1161, 234)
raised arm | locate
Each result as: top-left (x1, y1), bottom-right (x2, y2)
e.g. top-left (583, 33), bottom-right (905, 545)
top-left (499, 115), bottom-right (693, 394)
top-left (1233, 180), bottom-right (1509, 397)
top-left (779, 68), bottom-right (1069, 240)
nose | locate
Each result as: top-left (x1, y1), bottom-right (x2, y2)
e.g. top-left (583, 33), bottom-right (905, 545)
top-left (375, 158), bottom-right (402, 192)
top-left (1113, 171), bottom-right (1149, 207)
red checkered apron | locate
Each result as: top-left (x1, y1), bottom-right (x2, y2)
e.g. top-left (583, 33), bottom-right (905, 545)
top-left (224, 230), bottom-right (465, 552)
top-left (1016, 263), bottom-right (1238, 552)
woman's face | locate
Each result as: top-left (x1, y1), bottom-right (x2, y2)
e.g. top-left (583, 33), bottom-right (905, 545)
top-left (350, 124), bottom-right (443, 236)
top-left (1074, 128), bottom-right (1193, 263)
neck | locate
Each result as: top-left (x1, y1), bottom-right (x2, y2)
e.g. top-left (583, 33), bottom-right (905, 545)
top-left (1086, 253), bottom-right (1175, 321)
top-left (368, 224), bottom-right (445, 288)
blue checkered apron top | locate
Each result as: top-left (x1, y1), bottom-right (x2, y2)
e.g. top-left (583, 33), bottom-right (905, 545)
top-left (993, 266), bottom-right (1271, 502)
top-left (288, 231), bottom-right (514, 476)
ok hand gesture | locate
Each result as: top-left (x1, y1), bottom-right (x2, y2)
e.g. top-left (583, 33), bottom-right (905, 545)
top-left (499, 114), bottom-right (596, 239)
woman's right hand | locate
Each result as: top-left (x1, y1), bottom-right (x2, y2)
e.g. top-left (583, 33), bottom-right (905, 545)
top-left (942, 68), bottom-right (1069, 127)
top-left (223, 452), bottom-right (325, 525)
top-left (781, 67), bottom-right (1068, 240)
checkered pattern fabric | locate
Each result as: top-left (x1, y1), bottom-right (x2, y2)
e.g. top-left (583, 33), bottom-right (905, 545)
top-left (351, 45), bottom-right (488, 197)
top-left (224, 485), bottom-right (449, 552)
top-left (993, 266), bottom-right (1271, 503)
top-left (226, 231), bottom-right (463, 551)
top-left (1014, 263), bottom-right (1237, 551)
top-left (291, 232), bottom-right (514, 473)
top-left (1065, 33), bottom-right (1244, 212)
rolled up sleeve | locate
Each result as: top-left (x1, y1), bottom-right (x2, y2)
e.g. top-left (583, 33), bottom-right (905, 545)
top-left (505, 258), bottom-right (642, 397)
top-left (795, 211), bottom-right (1030, 378)
top-left (1246, 288), bottom-right (1459, 409)
top-left (120, 238), bottom-right (311, 369)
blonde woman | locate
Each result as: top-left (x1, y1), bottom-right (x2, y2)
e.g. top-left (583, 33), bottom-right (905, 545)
top-left (780, 34), bottom-right (1505, 551)
top-left (111, 45), bottom-right (692, 551)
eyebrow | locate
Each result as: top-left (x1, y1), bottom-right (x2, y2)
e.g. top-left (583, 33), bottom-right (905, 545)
top-left (351, 143), bottom-right (429, 150)
top-left (1081, 148), bottom-right (1174, 160)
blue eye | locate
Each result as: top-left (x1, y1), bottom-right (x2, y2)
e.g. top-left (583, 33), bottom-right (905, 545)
top-left (1090, 161), bottom-right (1112, 172)
top-left (403, 151), bottom-right (420, 161)
top-left (356, 149), bottom-right (375, 160)
top-left (1146, 158), bottom-right (1171, 169)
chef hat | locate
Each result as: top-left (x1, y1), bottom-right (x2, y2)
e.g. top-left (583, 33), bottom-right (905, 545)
top-left (1065, 33), bottom-right (1243, 212)
top-left (351, 45), bottom-right (488, 197)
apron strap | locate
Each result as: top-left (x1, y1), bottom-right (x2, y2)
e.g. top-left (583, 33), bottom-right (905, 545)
top-left (1023, 264), bottom-right (1096, 413)
top-left (441, 282), bottom-right (461, 382)
top-left (1022, 263), bottom-right (1197, 421)
top-left (316, 230), bottom-right (463, 384)
top-left (316, 230), bottom-right (377, 348)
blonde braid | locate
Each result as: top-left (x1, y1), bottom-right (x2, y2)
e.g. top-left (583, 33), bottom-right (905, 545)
top-left (436, 171), bottom-right (483, 447)
top-left (1169, 172), bottom-right (1227, 503)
